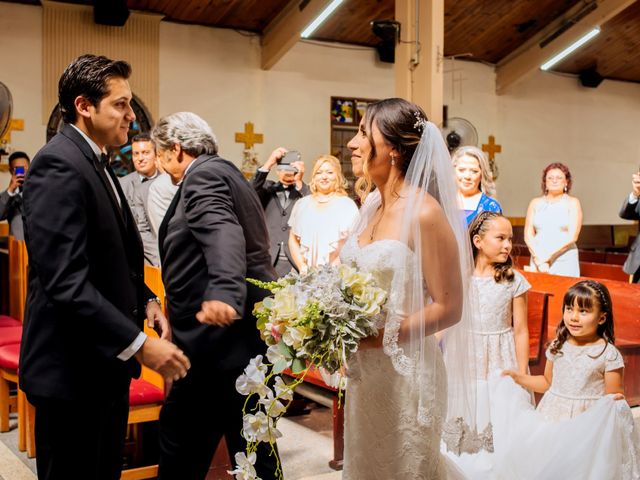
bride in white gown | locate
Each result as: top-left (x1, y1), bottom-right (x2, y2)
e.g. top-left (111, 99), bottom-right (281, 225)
top-left (339, 98), bottom-right (485, 479)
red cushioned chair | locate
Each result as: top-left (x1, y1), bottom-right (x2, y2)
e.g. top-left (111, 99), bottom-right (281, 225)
top-left (0, 326), bottom-right (22, 347)
top-left (0, 316), bottom-right (22, 328)
top-left (120, 378), bottom-right (165, 480)
top-left (0, 343), bottom-right (34, 457)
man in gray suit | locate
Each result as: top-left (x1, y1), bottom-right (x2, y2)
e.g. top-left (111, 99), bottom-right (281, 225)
top-left (251, 147), bottom-right (309, 278)
top-left (619, 169), bottom-right (640, 283)
top-left (119, 133), bottom-right (160, 265)
top-left (0, 151), bottom-right (30, 240)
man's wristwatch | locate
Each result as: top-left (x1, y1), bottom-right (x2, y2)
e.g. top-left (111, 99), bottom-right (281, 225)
top-left (146, 296), bottom-right (161, 307)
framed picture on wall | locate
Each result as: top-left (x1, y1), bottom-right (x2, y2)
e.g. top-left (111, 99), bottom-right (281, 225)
top-left (331, 97), bottom-right (355, 125)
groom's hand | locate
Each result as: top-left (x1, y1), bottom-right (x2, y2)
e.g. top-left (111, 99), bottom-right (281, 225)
top-left (135, 336), bottom-right (191, 382)
top-left (196, 300), bottom-right (240, 327)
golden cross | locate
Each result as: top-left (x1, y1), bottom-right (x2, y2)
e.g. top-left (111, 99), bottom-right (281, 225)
top-left (235, 122), bottom-right (263, 150)
top-left (482, 135), bottom-right (502, 161)
top-left (0, 119), bottom-right (24, 144)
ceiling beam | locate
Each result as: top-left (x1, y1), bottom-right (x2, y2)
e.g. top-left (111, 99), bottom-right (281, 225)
top-left (495, 0), bottom-right (637, 94)
top-left (261, 0), bottom-right (336, 70)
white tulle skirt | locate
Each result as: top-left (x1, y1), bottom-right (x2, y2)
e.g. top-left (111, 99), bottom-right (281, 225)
top-left (446, 373), bottom-right (640, 480)
top-left (490, 373), bottom-right (640, 480)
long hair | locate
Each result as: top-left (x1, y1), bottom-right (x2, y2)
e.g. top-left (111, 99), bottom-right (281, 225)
top-left (468, 211), bottom-right (514, 283)
top-left (451, 146), bottom-right (497, 197)
top-left (549, 280), bottom-right (615, 356)
top-left (355, 98), bottom-right (426, 202)
top-left (309, 155), bottom-right (348, 196)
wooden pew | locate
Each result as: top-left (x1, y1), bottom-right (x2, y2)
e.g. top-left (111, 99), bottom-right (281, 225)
top-left (513, 254), bottom-right (630, 283)
top-left (527, 290), bottom-right (551, 376)
top-left (520, 270), bottom-right (640, 406)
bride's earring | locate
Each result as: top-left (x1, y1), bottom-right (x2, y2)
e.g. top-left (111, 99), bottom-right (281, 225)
top-left (390, 154), bottom-right (396, 166)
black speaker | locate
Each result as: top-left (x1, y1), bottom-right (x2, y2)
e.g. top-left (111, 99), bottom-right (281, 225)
top-left (371, 20), bottom-right (399, 64)
top-left (94, 0), bottom-right (129, 27)
top-left (579, 67), bottom-right (604, 88)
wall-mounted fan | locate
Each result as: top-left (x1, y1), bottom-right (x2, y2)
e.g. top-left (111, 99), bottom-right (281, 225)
top-left (0, 82), bottom-right (12, 155)
top-left (439, 106), bottom-right (478, 152)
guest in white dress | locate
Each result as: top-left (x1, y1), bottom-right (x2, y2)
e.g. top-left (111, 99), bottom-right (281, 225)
top-left (496, 280), bottom-right (640, 479)
top-left (524, 162), bottom-right (582, 276)
top-left (288, 155), bottom-right (358, 272)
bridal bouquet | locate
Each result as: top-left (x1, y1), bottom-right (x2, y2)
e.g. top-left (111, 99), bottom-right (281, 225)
top-left (229, 264), bottom-right (387, 480)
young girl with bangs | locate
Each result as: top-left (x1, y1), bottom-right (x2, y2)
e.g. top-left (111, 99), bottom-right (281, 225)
top-left (494, 280), bottom-right (640, 479)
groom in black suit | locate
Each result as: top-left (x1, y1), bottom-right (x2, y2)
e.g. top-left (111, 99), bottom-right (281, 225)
top-left (20, 54), bottom-right (190, 480)
top-left (152, 112), bottom-right (279, 479)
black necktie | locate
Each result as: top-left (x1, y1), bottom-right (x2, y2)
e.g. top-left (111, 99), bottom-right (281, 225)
top-left (100, 153), bottom-right (110, 167)
top-left (141, 177), bottom-right (150, 183)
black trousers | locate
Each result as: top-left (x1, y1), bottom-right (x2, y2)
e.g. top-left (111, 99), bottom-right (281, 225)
top-left (29, 388), bottom-right (130, 480)
top-left (158, 363), bottom-right (279, 480)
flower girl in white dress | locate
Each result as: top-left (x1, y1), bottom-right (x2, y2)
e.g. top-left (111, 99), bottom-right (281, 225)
top-left (495, 280), bottom-right (640, 479)
top-left (447, 212), bottom-right (531, 478)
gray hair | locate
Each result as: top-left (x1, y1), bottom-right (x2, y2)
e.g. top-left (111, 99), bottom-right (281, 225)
top-left (151, 112), bottom-right (218, 157)
top-left (451, 145), bottom-right (497, 198)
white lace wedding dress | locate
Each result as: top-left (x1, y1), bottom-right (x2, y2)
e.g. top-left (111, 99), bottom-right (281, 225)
top-left (340, 235), bottom-right (465, 480)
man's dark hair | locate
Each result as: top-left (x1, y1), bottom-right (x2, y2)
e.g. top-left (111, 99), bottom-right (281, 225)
top-left (8, 151), bottom-right (30, 167)
top-left (58, 54), bottom-right (132, 124)
top-left (132, 132), bottom-right (152, 144)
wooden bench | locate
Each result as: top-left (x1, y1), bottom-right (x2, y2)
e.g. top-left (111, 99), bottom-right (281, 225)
top-left (527, 290), bottom-right (551, 376)
top-left (513, 255), bottom-right (631, 283)
top-left (521, 270), bottom-right (640, 405)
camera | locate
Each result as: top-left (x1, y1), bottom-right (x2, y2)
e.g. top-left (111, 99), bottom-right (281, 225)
top-left (14, 166), bottom-right (25, 176)
top-left (276, 151), bottom-right (301, 173)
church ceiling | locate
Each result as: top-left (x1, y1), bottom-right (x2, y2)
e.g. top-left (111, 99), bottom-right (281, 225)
top-left (8, 0), bottom-right (640, 83)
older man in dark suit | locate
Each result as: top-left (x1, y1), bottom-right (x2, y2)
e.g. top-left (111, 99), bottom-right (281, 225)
top-left (251, 147), bottom-right (309, 278)
top-left (152, 112), bottom-right (278, 479)
top-left (620, 169), bottom-right (640, 283)
top-left (21, 54), bottom-right (190, 480)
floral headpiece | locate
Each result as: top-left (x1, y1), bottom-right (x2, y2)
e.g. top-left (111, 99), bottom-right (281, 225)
top-left (413, 111), bottom-right (427, 132)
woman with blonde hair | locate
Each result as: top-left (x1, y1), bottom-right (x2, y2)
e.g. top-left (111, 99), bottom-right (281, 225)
top-left (288, 155), bottom-right (358, 273)
top-left (451, 146), bottom-right (502, 225)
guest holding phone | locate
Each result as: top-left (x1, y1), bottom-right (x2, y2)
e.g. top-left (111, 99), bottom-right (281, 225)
top-left (0, 151), bottom-right (30, 239)
top-left (288, 154), bottom-right (358, 272)
top-left (250, 147), bottom-right (310, 277)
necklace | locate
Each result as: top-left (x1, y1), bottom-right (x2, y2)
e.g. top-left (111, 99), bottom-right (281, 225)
top-left (369, 195), bottom-right (400, 241)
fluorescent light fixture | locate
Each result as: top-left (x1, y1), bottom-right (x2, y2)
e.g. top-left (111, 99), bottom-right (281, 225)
top-left (540, 27), bottom-right (600, 71)
top-left (300, 0), bottom-right (344, 38)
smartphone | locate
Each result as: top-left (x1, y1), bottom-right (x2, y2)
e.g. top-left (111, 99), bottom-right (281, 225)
top-left (276, 151), bottom-right (301, 172)
top-left (14, 166), bottom-right (25, 176)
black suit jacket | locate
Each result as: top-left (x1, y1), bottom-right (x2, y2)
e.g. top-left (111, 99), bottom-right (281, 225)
top-left (20, 124), bottom-right (154, 401)
top-left (620, 196), bottom-right (640, 275)
top-left (250, 169), bottom-right (309, 266)
top-left (159, 155), bottom-right (275, 370)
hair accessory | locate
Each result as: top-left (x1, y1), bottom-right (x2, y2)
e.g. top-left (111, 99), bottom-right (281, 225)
top-left (590, 282), bottom-right (608, 310)
top-left (413, 111), bottom-right (427, 132)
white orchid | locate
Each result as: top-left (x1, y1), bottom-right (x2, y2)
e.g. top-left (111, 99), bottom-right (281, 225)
top-left (273, 376), bottom-right (294, 402)
top-left (228, 451), bottom-right (260, 480)
top-left (242, 411), bottom-right (282, 443)
top-left (259, 390), bottom-right (287, 418)
top-left (235, 356), bottom-right (271, 398)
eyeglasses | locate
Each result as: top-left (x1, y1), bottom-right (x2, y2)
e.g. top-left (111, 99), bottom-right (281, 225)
top-left (546, 175), bottom-right (565, 181)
